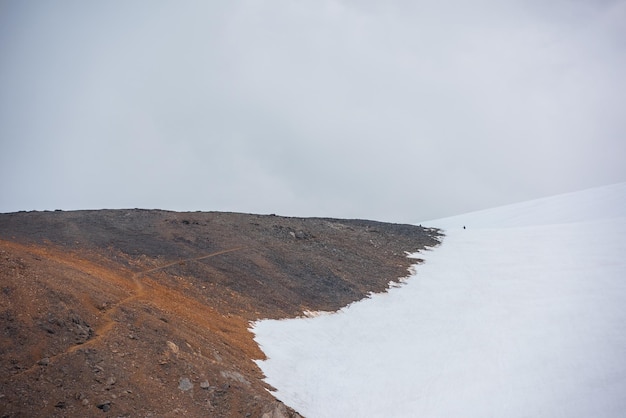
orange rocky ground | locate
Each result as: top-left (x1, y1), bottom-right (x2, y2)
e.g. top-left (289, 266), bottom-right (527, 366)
top-left (0, 210), bottom-right (440, 417)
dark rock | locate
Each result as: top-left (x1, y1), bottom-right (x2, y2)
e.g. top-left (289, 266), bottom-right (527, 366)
top-left (294, 230), bottom-right (310, 239)
top-left (97, 400), bottom-right (111, 412)
top-left (41, 324), bottom-right (55, 334)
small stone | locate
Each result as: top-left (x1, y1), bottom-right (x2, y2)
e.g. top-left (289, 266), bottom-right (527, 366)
top-left (262, 402), bottom-right (289, 418)
top-left (82, 398), bottom-right (89, 406)
top-left (42, 325), bottom-right (55, 334)
top-left (37, 357), bottom-right (50, 366)
top-left (200, 381), bottom-right (210, 390)
top-left (220, 370), bottom-right (250, 386)
top-left (97, 400), bottom-right (111, 412)
top-left (106, 376), bottom-right (116, 386)
top-left (178, 377), bottom-right (193, 391)
top-left (166, 341), bottom-right (179, 354)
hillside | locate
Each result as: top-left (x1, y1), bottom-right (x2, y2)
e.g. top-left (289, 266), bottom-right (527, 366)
top-left (0, 209), bottom-right (440, 417)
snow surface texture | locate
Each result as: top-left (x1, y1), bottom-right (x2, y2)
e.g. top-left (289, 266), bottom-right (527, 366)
top-left (252, 183), bottom-right (626, 418)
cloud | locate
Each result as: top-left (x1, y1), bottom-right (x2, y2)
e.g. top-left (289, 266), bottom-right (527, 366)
top-left (1, 0), bottom-right (625, 222)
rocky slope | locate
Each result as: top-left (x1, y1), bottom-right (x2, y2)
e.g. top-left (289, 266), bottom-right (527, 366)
top-left (0, 209), bottom-right (440, 417)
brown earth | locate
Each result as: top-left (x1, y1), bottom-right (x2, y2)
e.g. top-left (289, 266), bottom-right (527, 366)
top-left (0, 209), bottom-right (440, 417)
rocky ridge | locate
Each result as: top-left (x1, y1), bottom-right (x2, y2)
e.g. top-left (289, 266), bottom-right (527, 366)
top-left (0, 209), bottom-right (440, 417)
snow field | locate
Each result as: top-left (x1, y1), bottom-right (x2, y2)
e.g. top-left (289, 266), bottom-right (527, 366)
top-left (252, 183), bottom-right (626, 417)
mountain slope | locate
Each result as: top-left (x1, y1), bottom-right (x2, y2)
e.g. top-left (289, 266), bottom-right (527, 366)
top-left (0, 210), bottom-right (439, 417)
top-left (425, 182), bottom-right (626, 228)
top-left (253, 183), bottom-right (626, 417)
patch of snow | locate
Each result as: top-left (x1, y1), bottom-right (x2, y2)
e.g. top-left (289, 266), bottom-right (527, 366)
top-left (252, 183), bottom-right (626, 417)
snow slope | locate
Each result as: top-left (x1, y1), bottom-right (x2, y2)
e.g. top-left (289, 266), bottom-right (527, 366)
top-left (424, 182), bottom-right (626, 229)
top-left (252, 183), bottom-right (626, 417)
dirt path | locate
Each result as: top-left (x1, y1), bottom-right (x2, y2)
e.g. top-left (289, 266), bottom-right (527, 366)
top-left (67, 246), bottom-right (245, 353)
top-left (5, 243), bottom-right (246, 374)
top-left (136, 247), bottom-right (244, 278)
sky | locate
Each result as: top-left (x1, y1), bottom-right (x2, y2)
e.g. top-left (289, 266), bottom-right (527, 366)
top-left (1, 0), bottom-right (625, 223)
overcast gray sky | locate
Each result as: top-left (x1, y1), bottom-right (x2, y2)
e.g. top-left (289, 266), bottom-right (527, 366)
top-left (1, 0), bottom-right (624, 223)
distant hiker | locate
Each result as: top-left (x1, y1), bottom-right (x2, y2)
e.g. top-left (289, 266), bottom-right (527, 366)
top-left (463, 226), bottom-right (466, 229)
